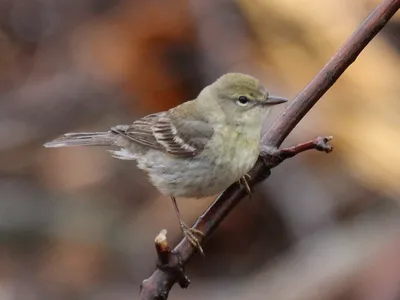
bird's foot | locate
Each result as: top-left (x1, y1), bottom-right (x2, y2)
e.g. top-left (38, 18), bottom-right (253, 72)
top-left (239, 174), bottom-right (252, 199)
top-left (244, 173), bottom-right (252, 181)
top-left (180, 222), bottom-right (205, 256)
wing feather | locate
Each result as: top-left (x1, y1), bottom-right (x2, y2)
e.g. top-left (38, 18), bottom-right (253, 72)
top-left (111, 111), bottom-right (213, 157)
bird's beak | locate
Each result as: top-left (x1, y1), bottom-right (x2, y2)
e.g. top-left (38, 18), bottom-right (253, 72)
top-left (264, 95), bottom-right (289, 106)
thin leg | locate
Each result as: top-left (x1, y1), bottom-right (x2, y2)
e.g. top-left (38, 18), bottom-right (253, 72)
top-left (170, 197), bottom-right (205, 255)
top-left (239, 174), bottom-right (252, 199)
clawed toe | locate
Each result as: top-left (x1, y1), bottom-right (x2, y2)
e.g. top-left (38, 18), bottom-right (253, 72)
top-left (180, 222), bottom-right (204, 256)
top-left (239, 175), bottom-right (252, 199)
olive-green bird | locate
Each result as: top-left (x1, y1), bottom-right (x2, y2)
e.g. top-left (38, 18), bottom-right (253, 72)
top-left (44, 73), bottom-right (288, 254)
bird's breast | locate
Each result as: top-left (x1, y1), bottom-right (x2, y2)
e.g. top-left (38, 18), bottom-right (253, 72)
top-left (136, 124), bottom-right (261, 198)
top-left (207, 124), bottom-right (260, 181)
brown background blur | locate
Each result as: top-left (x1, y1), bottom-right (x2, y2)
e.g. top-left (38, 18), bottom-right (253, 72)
top-left (0, 0), bottom-right (400, 299)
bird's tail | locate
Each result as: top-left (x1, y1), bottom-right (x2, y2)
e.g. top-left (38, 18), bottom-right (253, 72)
top-left (44, 132), bottom-right (114, 148)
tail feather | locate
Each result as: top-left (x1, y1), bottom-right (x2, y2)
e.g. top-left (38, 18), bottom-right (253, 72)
top-left (44, 132), bottom-right (114, 148)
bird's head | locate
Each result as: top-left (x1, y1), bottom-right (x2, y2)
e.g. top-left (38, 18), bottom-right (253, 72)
top-left (200, 73), bottom-right (288, 126)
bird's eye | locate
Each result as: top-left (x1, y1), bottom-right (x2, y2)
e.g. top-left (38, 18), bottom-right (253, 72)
top-left (237, 96), bottom-right (250, 106)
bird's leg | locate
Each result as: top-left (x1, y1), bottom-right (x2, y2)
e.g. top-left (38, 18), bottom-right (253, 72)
top-left (239, 174), bottom-right (252, 199)
top-left (170, 197), bottom-right (205, 256)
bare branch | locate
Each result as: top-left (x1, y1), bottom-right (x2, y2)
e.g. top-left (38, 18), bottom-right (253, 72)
top-left (139, 0), bottom-right (400, 299)
top-left (140, 230), bottom-right (190, 299)
top-left (261, 136), bottom-right (333, 168)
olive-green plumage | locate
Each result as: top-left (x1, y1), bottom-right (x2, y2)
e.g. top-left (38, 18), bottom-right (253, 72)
top-left (44, 72), bottom-right (288, 252)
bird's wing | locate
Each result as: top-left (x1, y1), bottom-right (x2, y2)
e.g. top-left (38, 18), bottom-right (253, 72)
top-left (111, 111), bottom-right (214, 157)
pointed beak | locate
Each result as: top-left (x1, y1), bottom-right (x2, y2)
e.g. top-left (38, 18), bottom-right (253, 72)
top-left (265, 95), bottom-right (289, 106)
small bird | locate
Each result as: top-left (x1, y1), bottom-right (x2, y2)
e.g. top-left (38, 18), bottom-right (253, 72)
top-left (44, 73), bottom-right (288, 254)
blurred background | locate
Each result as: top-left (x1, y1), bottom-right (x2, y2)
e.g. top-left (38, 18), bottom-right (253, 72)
top-left (0, 0), bottom-right (400, 299)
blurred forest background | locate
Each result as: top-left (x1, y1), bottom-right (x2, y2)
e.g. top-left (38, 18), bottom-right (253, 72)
top-left (0, 0), bottom-right (400, 299)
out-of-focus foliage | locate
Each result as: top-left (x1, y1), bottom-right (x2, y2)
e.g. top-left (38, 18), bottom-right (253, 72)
top-left (239, 0), bottom-right (400, 197)
top-left (0, 1), bottom-right (400, 300)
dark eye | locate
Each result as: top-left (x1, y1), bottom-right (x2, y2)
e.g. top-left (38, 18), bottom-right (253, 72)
top-left (237, 96), bottom-right (250, 106)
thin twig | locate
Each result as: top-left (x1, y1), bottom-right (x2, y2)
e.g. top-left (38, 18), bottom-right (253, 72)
top-left (154, 229), bottom-right (171, 266)
top-left (260, 136), bottom-right (333, 168)
top-left (261, 0), bottom-right (400, 147)
top-left (139, 0), bottom-right (400, 299)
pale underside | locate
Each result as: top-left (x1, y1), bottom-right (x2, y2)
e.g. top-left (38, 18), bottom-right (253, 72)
top-left (109, 111), bottom-right (261, 198)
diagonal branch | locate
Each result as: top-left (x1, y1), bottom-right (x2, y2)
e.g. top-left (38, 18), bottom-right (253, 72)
top-left (139, 0), bottom-right (400, 299)
top-left (261, 0), bottom-right (400, 147)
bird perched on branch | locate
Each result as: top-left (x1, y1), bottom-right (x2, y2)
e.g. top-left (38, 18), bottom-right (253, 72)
top-left (44, 73), bottom-right (288, 254)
